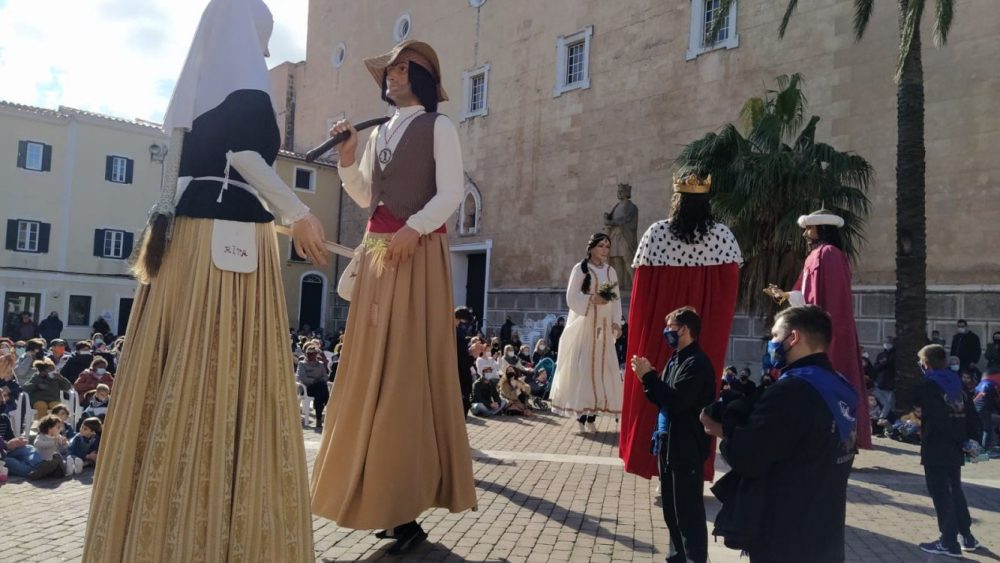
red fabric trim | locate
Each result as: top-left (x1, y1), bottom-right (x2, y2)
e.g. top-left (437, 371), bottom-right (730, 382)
top-left (619, 263), bottom-right (740, 482)
top-left (367, 205), bottom-right (446, 234)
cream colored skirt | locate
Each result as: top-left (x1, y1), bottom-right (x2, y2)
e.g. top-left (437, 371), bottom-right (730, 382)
top-left (82, 217), bottom-right (314, 562)
top-left (310, 232), bottom-right (477, 530)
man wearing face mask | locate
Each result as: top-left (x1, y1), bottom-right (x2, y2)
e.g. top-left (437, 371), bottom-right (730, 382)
top-left (774, 208), bottom-right (870, 449)
top-left (38, 312), bottom-right (63, 343)
top-left (950, 320), bottom-right (982, 373)
top-left (701, 305), bottom-right (857, 563)
top-left (632, 307), bottom-right (715, 563)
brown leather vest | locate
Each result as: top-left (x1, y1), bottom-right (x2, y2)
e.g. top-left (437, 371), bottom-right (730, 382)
top-left (369, 112), bottom-right (438, 220)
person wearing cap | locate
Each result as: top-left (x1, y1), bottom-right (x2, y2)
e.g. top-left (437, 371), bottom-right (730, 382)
top-left (310, 40), bottom-right (476, 555)
top-left (620, 172), bottom-right (743, 483)
top-left (46, 338), bottom-right (69, 373)
top-left (83, 1), bottom-right (317, 560)
top-left (772, 208), bottom-right (871, 449)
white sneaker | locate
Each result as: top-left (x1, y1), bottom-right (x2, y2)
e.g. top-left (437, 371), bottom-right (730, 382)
top-left (586, 422), bottom-right (598, 433)
top-left (61, 456), bottom-right (72, 476)
top-left (72, 457), bottom-right (84, 474)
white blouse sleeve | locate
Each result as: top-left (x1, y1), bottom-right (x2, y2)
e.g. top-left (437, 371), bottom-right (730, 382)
top-left (565, 264), bottom-right (591, 318)
top-left (405, 116), bottom-right (465, 235)
top-left (610, 266), bottom-right (624, 325)
top-left (337, 128), bottom-right (378, 209)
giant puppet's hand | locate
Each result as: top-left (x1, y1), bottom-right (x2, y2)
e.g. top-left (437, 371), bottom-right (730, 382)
top-left (385, 225), bottom-right (421, 267)
top-left (291, 213), bottom-right (329, 267)
top-left (329, 120), bottom-right (359, 167)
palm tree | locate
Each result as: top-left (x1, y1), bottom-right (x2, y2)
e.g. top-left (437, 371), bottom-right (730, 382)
top-left (712, 0), bottom-right (952, 405)
top-left (675, 74), bottom-right (873, 316)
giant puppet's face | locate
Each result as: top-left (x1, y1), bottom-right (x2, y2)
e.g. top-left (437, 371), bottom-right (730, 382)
top-left (384, 60), bottom-right (414, 104)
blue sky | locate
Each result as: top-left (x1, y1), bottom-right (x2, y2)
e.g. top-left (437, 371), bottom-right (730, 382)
top-left (0, 0), bottom-right (307, 123)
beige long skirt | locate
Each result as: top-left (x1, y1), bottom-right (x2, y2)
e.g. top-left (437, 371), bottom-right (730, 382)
top-left (310, 232), bottom-right (477, 530)
top-left (82, 217), bottom-right (314, 563)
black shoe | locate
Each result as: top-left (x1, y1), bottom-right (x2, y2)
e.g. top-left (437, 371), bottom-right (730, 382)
top-left (27, 459), bottom-right (62, 480)
top-left (387, 524), bottom-right (427, 555)
top-left (375, 527), bottom-right (395, 540)
top-left (918, 540), bottom-right (961, 558)
top-left (961, 533), bottom-right (981, 552)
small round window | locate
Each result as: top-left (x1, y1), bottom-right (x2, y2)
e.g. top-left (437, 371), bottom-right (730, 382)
top-left (331, 42), bottom-right (346, 68)
top-left (393, 13), bottom-right (411, 42)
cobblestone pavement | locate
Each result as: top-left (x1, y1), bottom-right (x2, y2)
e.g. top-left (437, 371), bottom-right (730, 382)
top-left (2, 411), bottom-right (999, 562)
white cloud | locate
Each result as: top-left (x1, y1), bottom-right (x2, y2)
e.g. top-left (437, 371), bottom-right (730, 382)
top-left (0, 0), bottom-right (306, 123)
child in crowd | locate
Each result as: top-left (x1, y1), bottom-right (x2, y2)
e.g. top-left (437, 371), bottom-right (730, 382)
top-left (22, 358), bottom-right (72, 419)
top-left (886, 406), bottom-right (922, 443)
top-left (50, 404), bottom-right (76, 440)
top-left (69, 417), bottom-right (102, 468)
top-left (498, 367), bottom-right (533, 415)
top-left (81, 384), bottom-right (111, 421)
top-left (34, 414), bottom-right (82, 476)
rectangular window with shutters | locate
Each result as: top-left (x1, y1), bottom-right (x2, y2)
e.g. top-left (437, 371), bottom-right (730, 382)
top-left (106, 155), bottom-right (134, 184)
top-left (17, 221), bottom-right (39, 252)
top-left (553, 26), bottom-right (593, 97)
top-left (5, 219), bottom-right (50, 253)
top-left (293, 166), bottom-right (315, 192)
top-left (461, 64), bottom-right (490, 120)
top-left (17, 140), bottom-right (53, 172)
top-left (68, 295), bottom-right (92, 327)
top-left (93, 228), bottom-right (134, 260)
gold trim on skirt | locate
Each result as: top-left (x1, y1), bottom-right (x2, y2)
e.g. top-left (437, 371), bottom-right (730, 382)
top-left (82, 217), bottom-right (314, 563)
top-left (310, 232), bottom-right (478, 530)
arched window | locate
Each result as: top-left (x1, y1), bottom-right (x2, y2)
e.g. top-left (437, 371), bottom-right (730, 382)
top-left (457, 180), bottom-right (482, 236)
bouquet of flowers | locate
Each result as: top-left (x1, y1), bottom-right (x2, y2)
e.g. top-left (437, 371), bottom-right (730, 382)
top-left (597, 281), bottom-right (619, 302)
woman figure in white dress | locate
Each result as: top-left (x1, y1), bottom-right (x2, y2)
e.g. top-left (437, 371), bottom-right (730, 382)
top-left (550, 233), bottom-right (624, 432)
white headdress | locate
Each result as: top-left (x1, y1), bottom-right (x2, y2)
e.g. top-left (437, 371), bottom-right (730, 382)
top-left (797, 208), bottom-right (845, 228)
top-left (163, 0), bottom-right (274, 131)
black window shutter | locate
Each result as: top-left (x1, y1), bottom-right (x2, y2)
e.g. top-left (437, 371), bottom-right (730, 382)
top-left (93, 229), bottom-right (105, 257)
top-left (123, 232), bottom-right (135, 258)
top-left (125, 158), bottom-right (134, 184)
top-left (38, 223), bottom-right (51, 253)
top-left (41, 144), bottom-right (52, 172)
top-left (17, 141), bottom-right (27, 169)
top-left (105, 156), bottom-right (113, 181)
top-left (5, 220), bottom-right (17, 250)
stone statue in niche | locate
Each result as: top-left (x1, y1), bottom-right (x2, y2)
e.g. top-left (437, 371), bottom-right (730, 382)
top-left (604, 183), bottom-right (638, 291)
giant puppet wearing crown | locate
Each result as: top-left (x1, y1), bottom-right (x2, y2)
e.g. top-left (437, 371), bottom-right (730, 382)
top-left (619, 173), bottom-right (743, 482)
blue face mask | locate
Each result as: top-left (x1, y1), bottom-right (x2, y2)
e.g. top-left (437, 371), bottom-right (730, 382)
top-left (767, 336), bottom-right (791, 369)
top-left (663, 329), bottom-right (679, 349)
top-left (949, 365), bottom-right (960, 372)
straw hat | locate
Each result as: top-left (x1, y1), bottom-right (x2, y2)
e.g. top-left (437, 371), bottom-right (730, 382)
top-left (363, 39), bottom-right (448, 102)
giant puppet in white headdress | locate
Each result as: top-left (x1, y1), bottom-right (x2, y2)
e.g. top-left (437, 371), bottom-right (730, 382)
top-left (769, 208), bottom-right (871, 449)
top-left (83, 1), bottom-right (324, 561)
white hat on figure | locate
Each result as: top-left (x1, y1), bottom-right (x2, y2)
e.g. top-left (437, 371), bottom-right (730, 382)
top-left (797, 208), bottom-right (845, 229)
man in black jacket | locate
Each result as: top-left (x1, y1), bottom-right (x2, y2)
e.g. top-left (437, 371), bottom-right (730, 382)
top-left (631, 306), bottom-right (715, 563)
top-left (701, 305), bottom-right (857, 563)
top-left (950, 319), bottom-right (981, 372)
top-left (915, 344), bottom-right (983, 557)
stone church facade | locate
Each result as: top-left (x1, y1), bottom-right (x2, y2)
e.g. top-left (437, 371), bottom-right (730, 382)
top-left (272, 0), bottom-right (1000, 364)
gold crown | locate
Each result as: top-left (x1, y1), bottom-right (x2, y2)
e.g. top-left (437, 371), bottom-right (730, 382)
top-left (673, 173), bottom-right (712, 194)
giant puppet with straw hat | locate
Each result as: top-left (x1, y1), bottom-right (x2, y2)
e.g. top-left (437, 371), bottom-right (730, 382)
top-left (309, 39), bottom-right (477, 556)
top-left (764, 207), bottom-right (872, 449)
top-left (83, 1), bottom-right (324, 561)
top-left (619, 172), bottom-right (743, 484)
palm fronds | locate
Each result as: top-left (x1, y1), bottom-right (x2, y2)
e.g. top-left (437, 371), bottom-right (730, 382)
top-left (675, 75), bottom-right (874, 316)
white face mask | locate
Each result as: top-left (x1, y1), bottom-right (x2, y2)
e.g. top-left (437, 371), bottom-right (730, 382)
top-left (96, 368), bottom-right (107, 376)
top-left (958, 327), bottom-right (967, 334)
top-left (883, 343), bottom-right (892, 350)
top-left (15, 347), bottom-right (26, 357)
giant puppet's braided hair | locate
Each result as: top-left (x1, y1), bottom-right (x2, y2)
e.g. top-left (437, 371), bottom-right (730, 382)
top-left (579, 233), bottom-right (611, 294)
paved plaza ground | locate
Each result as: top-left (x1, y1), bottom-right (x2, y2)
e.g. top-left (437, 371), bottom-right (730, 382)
top-left (2, 411), bottom-right (999, 562)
